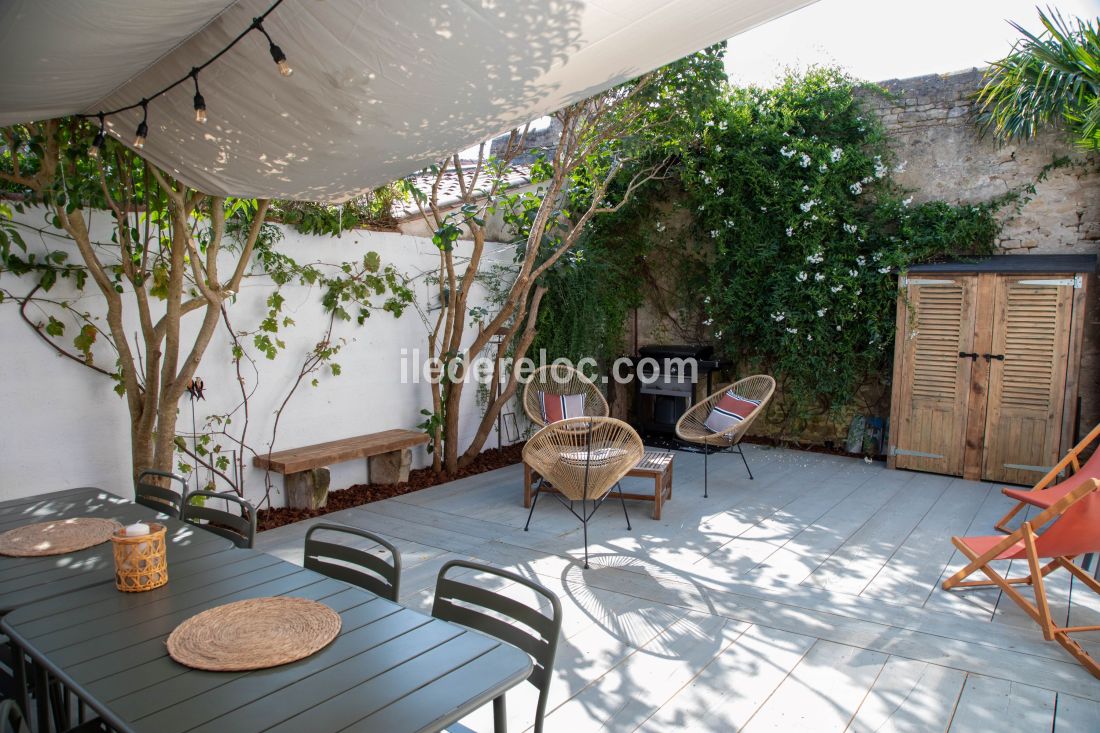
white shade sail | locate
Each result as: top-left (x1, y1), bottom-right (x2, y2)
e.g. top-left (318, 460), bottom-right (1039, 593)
top-left (0, 0), bottom-right (814, 202)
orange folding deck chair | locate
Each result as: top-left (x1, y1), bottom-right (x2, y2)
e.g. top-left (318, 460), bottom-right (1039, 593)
top-left (994, 422), bottom-right (1100, 534)
top-left (944, 478), bottom-right (1100, 677)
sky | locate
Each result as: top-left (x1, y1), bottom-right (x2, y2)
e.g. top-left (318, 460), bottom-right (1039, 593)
top-left (725, 0), bottom-right (1100, 87)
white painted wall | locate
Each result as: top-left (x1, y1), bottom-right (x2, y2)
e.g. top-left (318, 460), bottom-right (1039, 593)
top-left (0, 208), bottom-right (521, 506)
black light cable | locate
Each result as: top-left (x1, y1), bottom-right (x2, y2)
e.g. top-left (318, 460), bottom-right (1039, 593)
top-left (81, 0), bottom-right (289, 155)
top-left (252, 18), bottom-right (293, 77)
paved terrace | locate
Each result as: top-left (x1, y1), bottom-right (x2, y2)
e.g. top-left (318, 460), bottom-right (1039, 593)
top-left (256, 445), bottom-right (1100, 731)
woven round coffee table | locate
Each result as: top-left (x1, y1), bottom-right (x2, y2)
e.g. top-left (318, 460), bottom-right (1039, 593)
top-left (167, 596), bottom-right (342, 671)
top-left (0, 517), bottom-right (121, 557)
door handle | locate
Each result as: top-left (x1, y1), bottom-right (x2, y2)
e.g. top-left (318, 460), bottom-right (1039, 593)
top-left (982, 353), bottom-right (1005, 362)
top-left (958, 352), bottom-right (979, 360)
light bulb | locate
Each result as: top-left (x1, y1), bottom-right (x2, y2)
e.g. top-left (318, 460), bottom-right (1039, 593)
top-left (90, 130), bottom-right (105, 158)
top-left (194, 93), bottom-right (208, 124)
top-left (269, 43), bottom-right (292, 77)
top-left (133, 120), bottom-right (148, 150)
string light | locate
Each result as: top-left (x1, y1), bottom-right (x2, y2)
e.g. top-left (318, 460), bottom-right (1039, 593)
top-left (81, 0), bottom-right (290, 156)
top-left (191, 70), bottom-right (207, 124)
top-left (89, 113), bottom-right (106, 158)
top-left (132, 101), bottom-right (149, 150)
top-left (252, 19), bottom-right (293, 77)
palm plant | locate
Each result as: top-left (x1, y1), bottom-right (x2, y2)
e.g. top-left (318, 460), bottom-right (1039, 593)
top-left (976, 8), bottom-right (1100, 149)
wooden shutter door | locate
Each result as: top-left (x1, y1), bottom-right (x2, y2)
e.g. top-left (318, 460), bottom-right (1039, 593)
top-left (981, 275), bottom-right (1075, 485)
top-left (890, 276), bottom-right (978, 476)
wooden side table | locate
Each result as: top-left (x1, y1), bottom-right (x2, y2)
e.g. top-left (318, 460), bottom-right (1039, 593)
top-left (523, 450), bottom-right (674, 520)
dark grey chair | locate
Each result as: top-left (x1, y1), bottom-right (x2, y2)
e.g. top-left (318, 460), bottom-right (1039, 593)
top-left (134, 469), bottom-right (187, 518)
top-left (181, 491), bottom-right (256, 549)
top-left (303, 523), bottom-right (401, 601)
top-left (431, 560), bottom-right (562, 733)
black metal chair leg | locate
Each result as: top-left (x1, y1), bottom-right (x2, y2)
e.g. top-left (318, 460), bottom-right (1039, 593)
top-left (582, 494), bottom-right (590, 569)
top-left (736, 442), bottom-right (754, 480)
top-left (615, 483), bottom-right (632, 531)
top-left (703, 445), bottom-right (709, 498)
top-left (524, 481), bottom-right (543, 531)
top-left (494, 694), bottom-right (507, 733)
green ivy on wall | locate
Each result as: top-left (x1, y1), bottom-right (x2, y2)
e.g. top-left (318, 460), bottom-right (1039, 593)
top-left (535, 67), bottom-right (1002, 424)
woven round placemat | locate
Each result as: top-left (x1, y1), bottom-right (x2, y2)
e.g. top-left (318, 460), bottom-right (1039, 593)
top-left (167, 597), bottom-right (342, 671)
top-left (0, 517), bottom-right (121, 557)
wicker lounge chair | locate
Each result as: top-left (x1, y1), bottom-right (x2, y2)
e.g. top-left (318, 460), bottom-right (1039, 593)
top-left (675, 374), bottom-right (775, 498)
top-left (522, 416), bottom-right (644, 568)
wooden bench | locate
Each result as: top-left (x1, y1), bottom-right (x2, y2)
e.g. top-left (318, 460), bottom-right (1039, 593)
top-left (523, 450), bottom-right (674, 520)
top-left (254, 429), bottom-right (429, 510)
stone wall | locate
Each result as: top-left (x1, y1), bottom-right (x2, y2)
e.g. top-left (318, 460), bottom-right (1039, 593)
top-left (862, 68), bottom-right (1099, 437)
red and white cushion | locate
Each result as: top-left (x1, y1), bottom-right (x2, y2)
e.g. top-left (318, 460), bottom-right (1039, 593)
top-left (703, 390), bottom-right (761, 433)
top-left (538, 392), bottom-right (585, 423)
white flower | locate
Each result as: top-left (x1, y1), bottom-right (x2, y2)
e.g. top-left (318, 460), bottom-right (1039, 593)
top-left (874, 162), bottom-right (888, 179)
top-left (802, 185), bottom-right (810, 192)
top-left (782, 131), bottom-right (790, 137)
top-left (836, 325), bottom-right (842, 331)
top-left (814, 272), bottom-right (825, 281)
top-left (799, 199), bottom-right (818, 212)
top-left (715, 330), bottom-right (723, 339)
top-left (759, 206), bottom-right (767, 212)
top-left (780, 146), bottom-right (795, 158)
top-left (849, 182), bottom-right (863, 195)
top-left (715, 144), bottom-right (722, 152)
top-left (902, 196), bottom-right (913, 207)
top-left (807, 334), bottom-right (813, 341)
top-left (703, 318), bottom-right (714, 325)
top-left (704, 296), bottom-right (711, 304)
top-left (785, 227), bottom-right (794, 237)
top-left (856, 288), bottom-right (862, 295)
top-left (799, 153), bottom-right (812, 168)
top-left (725, 218), bottom-right (735, 228)
top-left (856, 255), bottom-right (866, 266)
top-left (796, 271), bottom-right (808, 282)
top-left (895, 160), bottom-right (907, 173)
top-left (862, 176), bottom-right (873, 184)
top-left (806, 252), bottom-right (823, 264)
top-left (872, 252), bottom-right (883, 262)
top-left (771, 311), bottom-right (786, 322)
top-left (819, 163), bottom-right (828, 172)
top-left (831, 284), bottom-right (843, 293)
top-left (705, 119), bottom-right (714, 127)
top-left (786, 327), bottom-right (798, 334)
top-left (716, 187), bottom-right (724, 196)
top-left (878, 266), bottom-right (891, 274)
top-left (698, 205), bottom-right (705, 211)
top-left (710, 230), bottom-right (720, 239)
top-left (817, 308), bottom-right (827, 317)
top-left (849, 269), bottom-right (859, 277)
top-left (803, 220), bottom-right (812, 228)
top-left (703, 174), bottom-right (712, 185)
top-left (843, 223), bottom-right (858, 234)
top-left (830, 147), bottom-right (843, 162)
top-left (718, 120), bottom-right (727, 131)
top-left (655, 221), bottom-right (666, 232)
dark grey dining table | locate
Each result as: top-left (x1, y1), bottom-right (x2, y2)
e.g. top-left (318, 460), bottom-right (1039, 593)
top-left (0, 486), bottom-right (234, 614)
top-left (0, 489), bottom-right (533, 733)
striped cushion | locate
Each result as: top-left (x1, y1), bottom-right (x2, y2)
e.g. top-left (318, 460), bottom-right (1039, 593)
top-left (559, 447), bottom-right (628, 467)
top-left (704, 390), bottom-right (761, 433)
top-left (538, 392), bottom-right (585, 423)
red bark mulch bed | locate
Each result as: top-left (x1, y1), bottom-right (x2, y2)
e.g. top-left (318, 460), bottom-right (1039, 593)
top-left (257, 443), bottom-right (525, 532)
